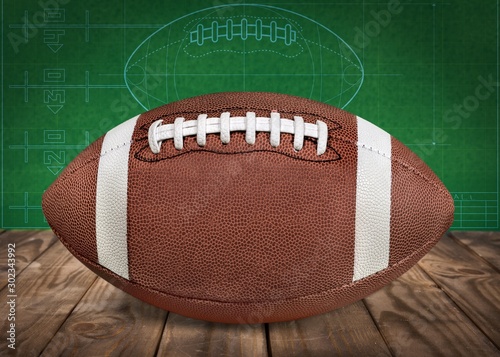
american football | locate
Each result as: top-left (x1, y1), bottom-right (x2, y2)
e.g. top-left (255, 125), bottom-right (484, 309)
top-left (42, 92), bottom-right (454, 323)
top-left (125, 4), bottom-right (364, 110)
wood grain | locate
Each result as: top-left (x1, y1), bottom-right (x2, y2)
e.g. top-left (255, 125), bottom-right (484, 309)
top-left (450, 231), bottom-right (500, 270)
top-left (40, 278), bottom-right (167, 357)
top-left (418, 234), bottom-right (500, 349)
top-left (0, 231), bottom-right (58, 289)
top-left (0, 241), bottom-right (97, 356)
top-left (268, 300), bottom-right (391, 357)
top-left (157, 313), bottom-right (267, 357)
top-left (365, 262), bottom-right (500, 357)
top-left (1, 231), bottom-right (499, 356)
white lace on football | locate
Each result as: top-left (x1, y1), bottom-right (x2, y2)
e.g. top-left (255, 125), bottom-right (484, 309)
top-left (148, 112), bottom-right (328, 156)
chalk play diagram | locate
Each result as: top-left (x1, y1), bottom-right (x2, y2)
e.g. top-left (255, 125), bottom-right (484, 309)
top-left (2, 1), bottom-right (499, 229)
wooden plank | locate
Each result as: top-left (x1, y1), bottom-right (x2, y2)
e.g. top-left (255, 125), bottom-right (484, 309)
top-left (0, 230), bottom-right (58, 289)
top-left (365, 263), bottom-right (500, 356)
top-left (0, 240), bottom-right (97, 355)
top-left (40, 278), bottom-right (167, 356)
top-left (451, 231), bottom-right (500, 270)
top-left (268, 301), bottom-right (391, 357)
top-left (418, 234), bottom-right (500, 349)
top-left (1, 230), bottom-right (497, 356)
top-left (157, 313), bottom-right (267, 357)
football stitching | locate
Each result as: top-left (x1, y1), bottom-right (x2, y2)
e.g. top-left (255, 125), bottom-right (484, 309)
top-left (330, 135), bottom-right (449, 195)
top-left (48, 139), bottom-right (135, 185)
top-left (48, 122), bottom-right (448, 197)
top-left (138, 109), bottom-right (342, 158)
top-left (48, 127), bottom-right (448, 196)
top-left (137, 109), bottom-right (342, 132)
top-left (135, 141), bottom-right (342, 163)
top-left (182, 15), bottom-right (304, 33)
top-left (100, 140), bottom-right (133, 157)
top-left (147, 113), bottom-right (329, 155)
top-left (357, 142), bottom-right (391, 159)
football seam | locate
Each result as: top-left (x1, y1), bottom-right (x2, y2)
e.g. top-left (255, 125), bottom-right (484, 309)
top-left (51, 221), bottom-right (442, 306)
top-left (134, 138), bottom-right (342, 163)
top-left (100, 140), bottom-right (133, 156)
top-left (52, 139), bottom-right (134, 180)
top-left (331, 136), bottom-right (450, 195)
top-left (48, 134), bottom-right (448, 196)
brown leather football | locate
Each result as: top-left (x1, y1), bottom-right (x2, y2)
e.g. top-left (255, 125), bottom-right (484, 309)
top-left (42, 92), bottom-right (454, 323)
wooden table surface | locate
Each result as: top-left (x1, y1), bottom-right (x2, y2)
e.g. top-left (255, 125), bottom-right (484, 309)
top-left (0, 231), bottom-right (499, 357)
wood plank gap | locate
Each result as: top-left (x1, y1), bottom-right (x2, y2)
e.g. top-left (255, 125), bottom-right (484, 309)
top-left (448, 232), bottom-right (500, 274)
top-left (412, 242), bottom-right (477, 316)
top-left (417, 236), bottom-right (500, 350)
top-left (416, 249), bottom-right (500, 352)
top-left (365, 262), bottom-right (500, 356)
top-left (268, 301), bottom-right (391, 356)
top-left (36, 271), bottom-right (100, 355)
top-left (153, 311), bottom-right (170, 357)
top-left (418, 261), bottom-right (500, 353)
top-left (265, 323), bottom-right (272, 357)
top-left (0, 241), bottom-right (98, 355)
top-left (360, 298), bottom-right (396, 357)
top-left (0, 231), bottom-right (59, 290)
top-left (449, 231), bottom-right (500, 272)
top-left (40, 277), bottom-right (167, 356)
top-left (158, 313), bottom-right (267, 356)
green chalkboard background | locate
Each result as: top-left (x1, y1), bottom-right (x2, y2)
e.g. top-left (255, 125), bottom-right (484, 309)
top-left (2, 0), bottom-right (499, 229)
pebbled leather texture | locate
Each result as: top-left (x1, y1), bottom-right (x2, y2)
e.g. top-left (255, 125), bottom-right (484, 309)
top-left (42, 92), bottom-right (454, 323)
